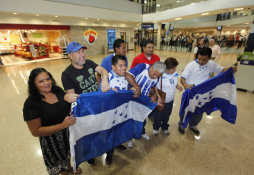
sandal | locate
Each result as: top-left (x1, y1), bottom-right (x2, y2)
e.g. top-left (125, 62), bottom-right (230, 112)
top-left (68, 167), bottom-right (82, 174)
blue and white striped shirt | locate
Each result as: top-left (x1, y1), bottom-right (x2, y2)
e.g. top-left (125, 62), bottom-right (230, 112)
top-left (128, 63), bottom-right (159, 96)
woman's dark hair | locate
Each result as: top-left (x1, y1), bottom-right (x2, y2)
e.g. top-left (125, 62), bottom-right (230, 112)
top-left (113, 39), bottom-right (125, 52)
top-left (28, 68), bottom-right (58, 101)
top-left (196, 39), bottom-right (204, 47)
top-left (112, 55), bottom-right (126, 66)
top-left (164, 57), bottom-right (179, 70)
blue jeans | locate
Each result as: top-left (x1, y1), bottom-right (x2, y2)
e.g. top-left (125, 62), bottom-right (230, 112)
top-left (178, 113), bottom-right (203, 128)
top-left (153, 101), bottom-right (174, 130)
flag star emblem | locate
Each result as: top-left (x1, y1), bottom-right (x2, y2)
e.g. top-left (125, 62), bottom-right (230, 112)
top-left (124, 115), bottom-right (128, 118)
top-left (117, 80), bottom-right (120, 82)
top-left (198, 101), bottom-right (202, 106)
top-left (112, 120), bottom-right (116, 124)
top-left (209, 96), bottom-right (212, 100)
top-left (119, 112), bottom-right (123, 117)
top-left (125, 105), bottom-right (128, 108)
top-left (209, 91), bottom-right (213, 94)
top-left (203, 97), bottom-right (207, 100)
top-left (195, 95), bottom-right (199, 100)
top-left (115, 110), bottom-right (117, 114)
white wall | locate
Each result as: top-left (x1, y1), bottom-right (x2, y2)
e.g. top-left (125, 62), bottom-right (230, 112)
top-left (48, 0), bottom-right (142, 14)
top-left (0, 0), bottom-right (143, 22)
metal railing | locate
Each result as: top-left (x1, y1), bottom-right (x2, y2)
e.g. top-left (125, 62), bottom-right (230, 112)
top-left (142, 0), bottom-right (210, 14)
top-left (216, 10), bottom-right (254, 21)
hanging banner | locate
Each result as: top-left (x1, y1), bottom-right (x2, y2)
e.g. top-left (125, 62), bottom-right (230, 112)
top-left (107, 29), bottom-right (116, 50)
top-left (83, 29), bottom-right (98, 45)
top-left (0, 34), bottom-right (11, 42)
top-left (240, 23), bottom-right (254, 66)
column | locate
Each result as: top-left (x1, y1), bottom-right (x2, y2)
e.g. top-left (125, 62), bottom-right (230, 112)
top-left (157, 22), bottom-right (162, 50)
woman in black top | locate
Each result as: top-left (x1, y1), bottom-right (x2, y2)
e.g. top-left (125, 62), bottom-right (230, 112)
top-left (194, 39), bottom-right (205, 59)
top-left (23, 68), bottom-right (82, 175)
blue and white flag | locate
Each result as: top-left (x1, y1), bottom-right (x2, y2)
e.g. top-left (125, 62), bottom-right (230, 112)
top-left (69, 90), bottom-right (157, 170)
top-left (179, 68), bottom-right (237, 129)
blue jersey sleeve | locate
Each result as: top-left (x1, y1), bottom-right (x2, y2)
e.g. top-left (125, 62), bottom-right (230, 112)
top-left (100, 55), bottom-right (112, 72)
top-left (128, 63), bottom-right (146, 78)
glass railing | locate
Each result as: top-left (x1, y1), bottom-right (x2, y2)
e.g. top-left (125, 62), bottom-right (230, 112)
top-left (142, 0), bottom-right (210, 14)
top-left (216, 10), bottom-right (254, 21)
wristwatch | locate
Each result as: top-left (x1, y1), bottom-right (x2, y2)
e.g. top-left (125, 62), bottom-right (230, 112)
top-left (102, 76), bottom-right (108, 79)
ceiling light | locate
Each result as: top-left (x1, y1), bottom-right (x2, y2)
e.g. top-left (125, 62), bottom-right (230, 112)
top-left (25, 30), bottom-right (27, 32)
top-left (175, 18), bottom-right (182, 20)
top-left (201, 13), bottom-right (209, 15)
top-left (157, 4), bottom-right (160, 7)
top-left (85, 18), bottom-right (88, 19)
top-left (55, 15), bottom-right (58, 17)
top-left (97, 19), bottom-right (99, 20)
top-left (13, 13), bottom-right (17, 15)
top-left (40, 30), bottom-right (42, 31)
top-left (28, 31), bottom-right (31, 33)
top-left (144, 0), bottom-right (147, 3)
top-left (177, 1), bottom-right (180, 2)
top-left (245, 23), bottom-right (249, 24)
top-left (36, 14), bottom-right (39, 16)
top-left (13, 32), bottom-right (15, 34)
top-left (191, 3), bottom-right (195, 5)
top-left (234, 8), bottom-right (243, 10)
top-left (35, 30), bottom-right (36, 31)
top-left (22, 30), bottom-right (24, 31)
top-left (108, 20), bottom-right (110, 21)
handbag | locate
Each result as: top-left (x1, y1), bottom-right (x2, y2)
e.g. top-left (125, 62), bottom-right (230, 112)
top-left (155, 75), bottom-right (166, 111)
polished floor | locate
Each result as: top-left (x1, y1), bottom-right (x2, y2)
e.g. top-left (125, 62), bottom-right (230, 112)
top-left (0, 48), bottom-right (253, 175)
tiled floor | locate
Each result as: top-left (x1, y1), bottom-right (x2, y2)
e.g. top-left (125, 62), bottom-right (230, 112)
top-left (0, 48), bottom-right (253, 175)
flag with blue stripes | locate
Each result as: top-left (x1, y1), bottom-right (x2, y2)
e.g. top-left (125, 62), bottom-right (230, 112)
top-left (69, 90), bottom-right (157, 170)
top-left (179, 68), bottom-right (237, 128)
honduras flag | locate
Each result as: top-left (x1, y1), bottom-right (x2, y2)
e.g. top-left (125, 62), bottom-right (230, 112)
top-left (69, 90), bottom-right (157, 170)
top-left (179, 68), bottom-right (237, 129)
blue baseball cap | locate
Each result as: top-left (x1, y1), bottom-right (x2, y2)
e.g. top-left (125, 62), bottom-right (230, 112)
top-left (67, 42), bottom-right (87, 54)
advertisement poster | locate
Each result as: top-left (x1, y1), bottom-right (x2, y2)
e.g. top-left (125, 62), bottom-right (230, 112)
top-left (141, 23), bottom-right (154, 29)
top-left (107, 29), bottom-right (116, 50)
top-left (32, 33), bottom-right (43, 38)
top-left (240, 23), bottom-right (254, 66)
top-left (0, 34), bottom-right (11, 42)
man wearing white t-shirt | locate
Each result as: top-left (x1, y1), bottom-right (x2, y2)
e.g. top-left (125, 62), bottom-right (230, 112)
top-left (178, 47), bottom-right (237, 135)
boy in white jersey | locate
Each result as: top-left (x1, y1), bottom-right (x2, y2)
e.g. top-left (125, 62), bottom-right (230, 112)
top-left (108, 55), bottom-right (136, 151)
top-left (178, 47), bottom-right (237, 135)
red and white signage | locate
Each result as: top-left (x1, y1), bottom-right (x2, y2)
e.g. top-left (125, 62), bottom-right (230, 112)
top-left (83, 29), bottom-right (98, 45)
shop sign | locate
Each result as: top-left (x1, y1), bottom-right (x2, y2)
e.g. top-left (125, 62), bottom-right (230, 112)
top-left (32, 33), bottom-right (43, 38)
top-left (0, 34), bottom-right (11, 42)
top-left (83, 29), bottom-right (98, 45)
top-left (141, 23), bottom-right (154, 29)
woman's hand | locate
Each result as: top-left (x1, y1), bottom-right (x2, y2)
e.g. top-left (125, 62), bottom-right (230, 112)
top-left (64, 94), bottom-right (80, 103)
top-left (112, 88), bottom-right (118, 93)
top-left (61, 115), bottom-right (76, 128)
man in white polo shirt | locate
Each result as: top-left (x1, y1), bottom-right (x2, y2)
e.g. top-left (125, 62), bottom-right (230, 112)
top-left (178, 47), bottom-right (237, 135)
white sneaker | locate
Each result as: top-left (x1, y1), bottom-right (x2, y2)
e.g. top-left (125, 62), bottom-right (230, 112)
top-left (164, 130), bottom-right (170, 135)
top-left (153, 129), bottom-right (158, 136)
top-left (142, 134), bottom-right (150, 140)
top-left (126, 141), bottom-right (132, 148)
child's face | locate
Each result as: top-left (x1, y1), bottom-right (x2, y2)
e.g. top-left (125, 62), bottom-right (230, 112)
top-left (112, 60), bottom-right (127, 76)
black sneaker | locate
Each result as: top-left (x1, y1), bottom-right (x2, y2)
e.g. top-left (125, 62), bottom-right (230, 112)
top-left (106, 155), bottom-right (112, 166)
top-left (189, 127), bottom-right (200, 135)
top-left (178, 126), bottom-right (185, 134)
top-left (116, 144), bottom-right (127, 151)
top-left (87, 159), bottom-right (95, 166)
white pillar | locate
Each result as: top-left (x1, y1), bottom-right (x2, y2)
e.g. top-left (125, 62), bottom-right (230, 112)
top-left (157, 22), bottom-right (162, 50)
top-left (165, 22), bottom-right (170, 42)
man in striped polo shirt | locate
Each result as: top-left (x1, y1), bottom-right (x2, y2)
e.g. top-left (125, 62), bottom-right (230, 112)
top-left (125, 61), bottom-right (166, 140)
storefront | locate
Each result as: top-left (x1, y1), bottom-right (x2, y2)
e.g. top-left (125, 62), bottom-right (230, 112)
top-left (0, 24), bottom-right (70, 60)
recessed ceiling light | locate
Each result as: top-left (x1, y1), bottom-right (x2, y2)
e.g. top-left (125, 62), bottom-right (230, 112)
top-left (55, 15), bottom-right (58, 17)
top-left (40, 30), bottom-right (42, 31)
top-left (191, 3), bottom-right (195, 5)
top-left (175, 18), bottom-right (182, 20)
top-left (28, 31), bottom-right (31, 33)
top-left (201, 13), bottom-right (209, 15)
top-left (36, 14), bottom-right (39, 16)
top-left (157, 4), bottom-right (160, 7)
top-left (97, 19), bottom-right (100, 20)
top-left (245, 23), bottom-right (249, 24)
top-left (177, 1), bottom-right (180, 3)
top-left (234, 8), bottom-right (243, 10)
top-left (13, 13), bottom-right (17, 15)
top-left (85, 18), bottom-right (88, 19)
